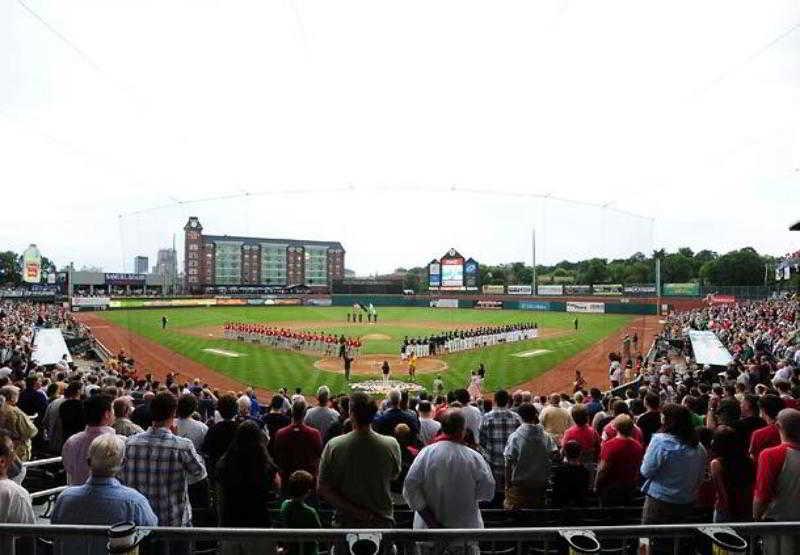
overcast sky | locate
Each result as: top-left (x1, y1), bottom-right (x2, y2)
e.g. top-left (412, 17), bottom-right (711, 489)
top-left (1, 1), bottom-right (798, 275)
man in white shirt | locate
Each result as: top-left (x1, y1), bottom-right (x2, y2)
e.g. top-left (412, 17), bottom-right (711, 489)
top-left (0, 431), bottom-right (36, 554)
top-left (417, 401), bottom-right (441, 444)
top-left (454, 389), bottom-right (483, 445)
top-left (772, 362), bottom-right (793, 386)
top-left (304, 386), bottom-right (340, 439)
top-left (403, 409), bottom-right (495, 533)
top-left (175, 394), bottom-right (208, 451)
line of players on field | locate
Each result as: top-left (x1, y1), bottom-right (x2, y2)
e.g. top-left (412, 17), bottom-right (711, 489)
top-left (400, 322), bottom-right (539, 359)
top-left (223, 322), bottom-right (362, 357)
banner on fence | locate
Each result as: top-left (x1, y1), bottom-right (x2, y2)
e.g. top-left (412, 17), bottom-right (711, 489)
top-left (507, 285), bottom-right (533, 295)
top-left (537, 284), bottom-right (564, 296)
top-left (431, 298), bottom-right (459, 308)
top-left (566, 301), bottom-right (605, 313)
top-left (592, 284), bottom-right (623, 296)
top-left (247, 299), bottom-right (265, 305)
top-left (563, 285), bottom-right (591, 295)
top-left (706, 294), bottom-right (736, 305)
top-left (623, 284), bottom-right (657, 295)
top-left (109, 298), bottom-right (217, 308)
top-left (215, 298), bottom-right (247, 306)
top-left (104, 273), bottom-right (146, 286)
top-left (481, 285), bottom-right (505, 294)
top-left (304, 297), bottom-right (333, 306)
top-left (475, 300), bottom-right (503, 309)
top-left (72, 297), bottom-right (111, 308)
top-left (264, 298), bottom-right (302, 306)
top-left (519, 301), bottom-right (550, 311)
top-left (688, 330), bottom-right (733, 366)
top-left (662, 282), bottom-right (700, 296)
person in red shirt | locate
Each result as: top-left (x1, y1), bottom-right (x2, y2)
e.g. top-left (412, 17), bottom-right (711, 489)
top-left (753, 409), bottom-right (800, 554)
top-left (562, 405), bottom-right (600, 464)
top-left (595, 414), bottom-right (644, 507)
top-left (273, 400), bottom-right (323, 496)
top-left (750, 395), bottom-right (783, 467)
top-left (601, 400), bottom-right (644, 445)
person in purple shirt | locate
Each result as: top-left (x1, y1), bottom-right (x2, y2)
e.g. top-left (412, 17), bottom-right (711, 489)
top-left (61, 395), bottom-right (116, 485)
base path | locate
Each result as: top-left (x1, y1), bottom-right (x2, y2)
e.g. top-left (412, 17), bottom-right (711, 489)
top-left (508, 315), bottom-right (663, 396)
top-left (315, 354), bottom-right (447, 376)
top-left (75, 313), bottom-right (273, 398)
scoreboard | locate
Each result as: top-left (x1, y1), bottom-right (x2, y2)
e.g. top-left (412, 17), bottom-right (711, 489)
top-left (427, 248), bottom-right (479, 291)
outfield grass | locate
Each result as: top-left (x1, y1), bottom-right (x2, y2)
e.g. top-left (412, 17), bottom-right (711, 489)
top-left (100, 307), bottom-right (631, 394)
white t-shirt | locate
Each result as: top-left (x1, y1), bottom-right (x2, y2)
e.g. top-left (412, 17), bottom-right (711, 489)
top-left (0, 478), bottom-right (35, 524)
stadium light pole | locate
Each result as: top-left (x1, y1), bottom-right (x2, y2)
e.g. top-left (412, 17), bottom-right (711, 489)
top-left (531, 226), bottom-right (537, 296)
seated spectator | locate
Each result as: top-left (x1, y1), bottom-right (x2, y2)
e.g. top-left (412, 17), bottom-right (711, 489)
top-left (709, 426), bottom-right (754, 523)
top-left (0, 431), bottom-right (35, 555)
top-left (0, 385), bottom-right (37, 461)
top-left (551, 440), bottom-right (590, 507)
top-left (111, 397), bottom-right (144, 437)
top-left (280, 470), bottom-right (322, 555)
top-left (417, 400), bottom-right (441, 445)
top-left (503, 403), bottom-right (558, 509)
top-left (52, 434), bottom-right (158, 555)
top-left (562, 404), bottom-right (600, 464)
top-left (403, 409), bottom-right (494, 533)
top-left (304, 386), bottom-right (340, 440)
top-left (62, 394), bottom-right (115, 485)
top-left (273, 400), bottom-right (323, 493)
top-left (176, 393), bottom-right (208, 451)
top-left (595, 414), bottom-right (644, 506)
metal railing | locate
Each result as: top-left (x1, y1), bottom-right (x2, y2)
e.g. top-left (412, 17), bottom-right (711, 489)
top-left (2, 521), bottom-right (799, 555)
top-left (22, 456), bottom-right (62, 469)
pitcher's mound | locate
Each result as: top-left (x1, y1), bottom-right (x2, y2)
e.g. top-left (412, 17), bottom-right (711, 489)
top-left (315, 354), bottom-right (448, 375)
top-left (361, 333), bottom-right (392, 341)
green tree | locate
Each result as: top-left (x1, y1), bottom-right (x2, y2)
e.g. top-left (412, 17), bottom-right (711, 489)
top-left (661, 253), bottom-right (694, 283)
top-left (704, 248), bottom-right (764, 286)
top-left (0, 251), bottom-right (21, 285)
top-left (576, 258), bottom-right (608, 284)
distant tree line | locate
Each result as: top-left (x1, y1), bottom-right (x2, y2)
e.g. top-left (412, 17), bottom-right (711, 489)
top-left (396, 247), bottom-right (783, 292)
top-left (0, 250), bottom-right (57, 286)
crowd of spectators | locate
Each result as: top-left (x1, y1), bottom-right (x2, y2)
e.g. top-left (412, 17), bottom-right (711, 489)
top-left (0, 297), bottom-right (799, 554)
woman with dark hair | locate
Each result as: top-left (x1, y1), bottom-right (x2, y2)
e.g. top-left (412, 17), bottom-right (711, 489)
top-left (710, 426), bottom-right (754, 522)
top-left (216, 420), bottom-right (280, 553)
top-left (640, 404), bottom-right (707, 551)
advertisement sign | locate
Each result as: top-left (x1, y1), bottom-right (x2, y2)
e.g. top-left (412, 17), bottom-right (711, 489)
top-left (72, 297), bottom-right (111, 308)
top-left (265, 298), bottom-right (302, 306)
top-left (688, 330), bottom-right (733, 366)
top-left (22, 244), bottom-right (42, 284)
top-left (592, 284), bottom-right (623, 296)
top-left (247, 299), bottom-right (265, 305)
top-left (623, 284), bottom-right (657, 295)
top-left (215, 298), bottom-right (247, 306)
top-left (109, 298), bottom-right (216, 309)
top-left (507, 285), bottom-right (533, 295)
top-left (662, 282), bottom-right (700, 296)
top-left (481, 285), bottom-right (505, 294)
top-left (304, 297), bottom-right (333, 306)
top-left (441, 258), bottom-right (464, 287)
top-left (566, 301), bottom-right (605, 313)
top-left (537, 284), bottom-right (564, 296)
top-left (432, 298), bottom-right (459, 308)
top-left (464, 259), bottom-right (479, 288)
top-left (428, 261), bottom-right (441, 288)
top-left (707, 294), bottom-right (736, 304)
top-left (475, 300), bottom-right (503, 309)
top-left (105, 273), bottom-right (147, 286)
top-left (519, 301), bottom-right (550, 311)
top-left (563, 285), bottom-right (591, 295)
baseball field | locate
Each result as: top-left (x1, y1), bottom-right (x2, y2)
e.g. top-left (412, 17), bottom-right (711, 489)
top-left (77, 306), bottom-right (661, 397)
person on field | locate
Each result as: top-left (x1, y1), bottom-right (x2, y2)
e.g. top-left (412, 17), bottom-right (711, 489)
top-left (381, 360), bottom-right (391, 384)
top-left (162, 315), bottom-right (168, 329)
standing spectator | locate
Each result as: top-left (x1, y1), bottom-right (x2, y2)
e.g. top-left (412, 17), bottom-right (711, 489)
top-left (373, 389), bottom-right (419, 440)
top-left (601, 401), bottom-right (644, 444)
top-left (62, 395), bottom-right (116, 485)
top-left (479, 389), bottom-right (521, 507)
top-left (454, 389), bottom-right (483, 445)
top-left (17, 376), bottom-right (47, 444)
top-left (58, 382), bottom-right (85, 448)
top-left (595, 415), bottom-right (644, 506)
top-left (0, 385), bottom-right (37, 461)
top-left (263, 395), bottom-right (291, 455)
top-left (111, 397), bottom-right (144, 437)
top-left (318, 392), bottom-right (400, 531)
top-left (540, 393), bottom-right (573, 444)
top-left (52, 434), bottom-right (158, 555)
top-left (120, 392), bottom-right (207, 532)
top-left (129, 391), bottom-right (154, 430)
top-left (585, 388), bottom-right (604, 420)
top-left (636, 393), bottom-right (662, 447)
top-left (503, 403), bottom-right (558, 509)
top-left (273, 400), bottom-right (323, 492)
top-left (709, 426), bottom-right (754, 522)
top-left (738, 395), bottom-right (766, 445)
top-left (750, 395), bottom-right (783, 467)
top-left (403, 409), bottom-right (494, 536)
top-left (754, 409), bottom-right (800, 554)
top-left (201, 394), bottom-right (239, 480)
top-left (175, 393), bottom-right (208, 452)
top-left (0, 431), bottom-right (35, 555)
top-left (562, 404), bottom-right (600, 464)
top-left (304, 386), bottom-right (340, 440)
top-left (280, 470), bottom-right (322, 555)
top-left (216, 420), bottom-right (280, 554)
top-left (417, 400), bottom-right (441, 445)
top-left (552, 441), bottom-right (591, 507)
top-left (641, 404), bottom-right (707, 552)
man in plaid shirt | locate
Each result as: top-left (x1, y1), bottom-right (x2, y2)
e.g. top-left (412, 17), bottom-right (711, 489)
top-left (121, 392), bottom-right (207, 530)
top-left (479, 389), bottom-right (521, 507)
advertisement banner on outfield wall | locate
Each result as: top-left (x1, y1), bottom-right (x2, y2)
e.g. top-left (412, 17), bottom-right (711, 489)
top-left (432, 298), bottom-right (459, 308)
top-left (519, 301), bottom-right (550, 311)
top-left (109, 298), bottom-right (217, 308)
top-left (481, 285), bottom-right (505, 294)
top-left (265, 298), bottom-right (302, 306)
top-left (507, 285), bottom-right (533, 295)
top-left (216, 298), bottom-right (247, 306)
top-left (662, 282), bottom-right (700, 296)
top-left (563, 285), bottom-right (591, 295)
top-left (566, 301), bottom-right (605, 313)
top-left (475, 300), bottom-right (503, 309)
top-left (592, 284), bottom-right (623, 296)
top-left (623, 284), bottom-right (657, 295)
top-left (72, 297), bottom-right (111, 308)
top-left (537, 285), bottom-right (564, 295)
top-left (304, 298), bottom-right (333, 306)
top-left (247, 299), bottom-right (265, 305)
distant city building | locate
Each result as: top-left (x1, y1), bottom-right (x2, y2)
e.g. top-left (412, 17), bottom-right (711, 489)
top-left (154, 248), bottom-right (178, 293)
top-left (134, 256), bottom-right (149, 274)
top-left (183, 217), bottom-right (345, 292)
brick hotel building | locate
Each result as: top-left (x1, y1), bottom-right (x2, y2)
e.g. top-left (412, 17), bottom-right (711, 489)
top-left (183, 217), bottom-right (345, 292)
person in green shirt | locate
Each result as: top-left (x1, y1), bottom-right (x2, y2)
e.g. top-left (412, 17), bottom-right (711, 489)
top-left (280, 470), bottom-right (321, 555)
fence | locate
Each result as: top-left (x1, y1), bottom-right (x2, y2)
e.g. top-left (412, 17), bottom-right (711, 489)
top-left (3, 521), bottom-right (799, 555)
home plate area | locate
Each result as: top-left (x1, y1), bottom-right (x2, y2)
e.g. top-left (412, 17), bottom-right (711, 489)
top-left (511, 349), bottom-right (552, 358)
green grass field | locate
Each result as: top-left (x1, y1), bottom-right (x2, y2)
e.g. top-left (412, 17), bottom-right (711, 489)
top-left (99, 307), bottom-right (632, 394)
